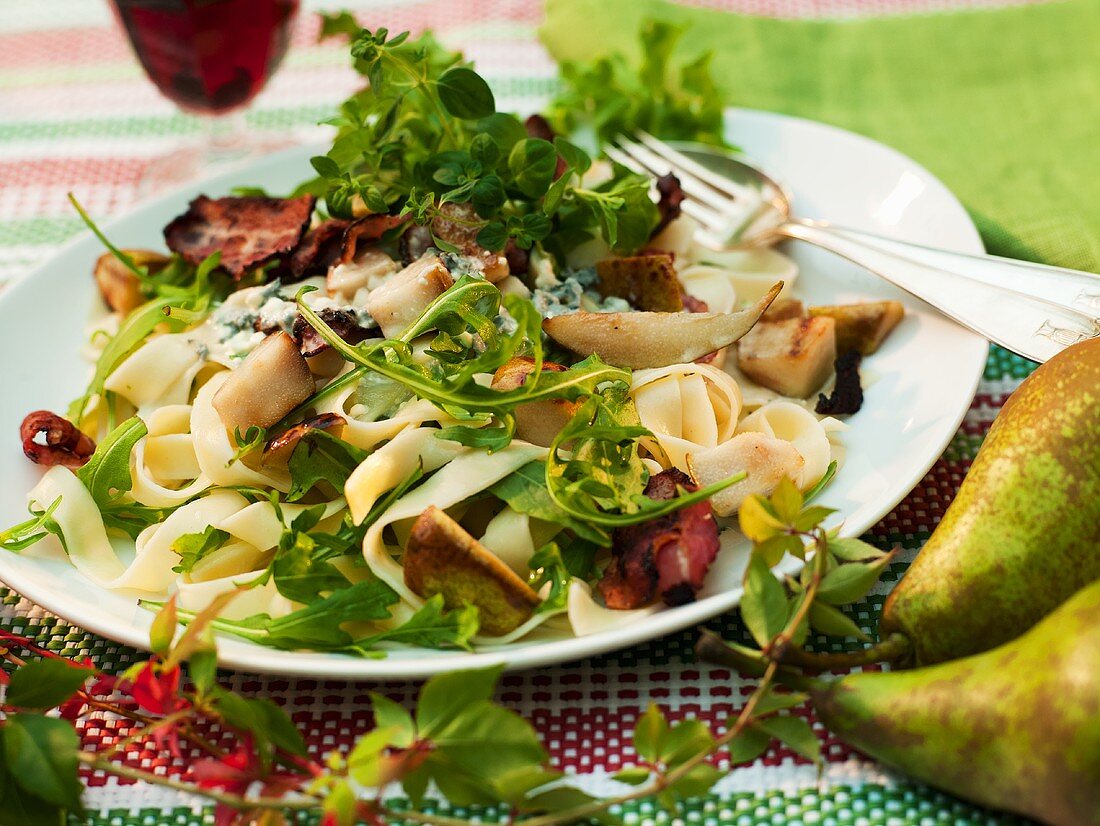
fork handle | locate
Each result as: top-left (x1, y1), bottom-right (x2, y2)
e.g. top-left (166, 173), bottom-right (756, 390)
top-left (778, 220), bottom-right (1100, 363)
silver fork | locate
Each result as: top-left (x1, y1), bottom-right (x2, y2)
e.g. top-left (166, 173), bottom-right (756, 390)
top-left (607, 130), bottom-right (1100, 363)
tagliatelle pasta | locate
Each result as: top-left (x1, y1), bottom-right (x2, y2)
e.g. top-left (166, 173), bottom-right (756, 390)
top-left (631, 362), bottom-right (742, 471)
top-left (7, 35), bottom-right (891, 659)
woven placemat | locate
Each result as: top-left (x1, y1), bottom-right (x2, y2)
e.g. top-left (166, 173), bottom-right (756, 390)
top-left (0, 2), bottom-right (1044, 823)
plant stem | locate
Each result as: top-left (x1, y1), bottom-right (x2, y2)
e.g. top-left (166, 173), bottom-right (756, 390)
top-left (776, 633), bottom-right (912, 672)
top-left (76, 752), bottom-right (321, 812)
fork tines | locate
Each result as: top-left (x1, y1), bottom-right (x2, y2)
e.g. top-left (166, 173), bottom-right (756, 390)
top-left (608, 130), bottom-right (750, 247)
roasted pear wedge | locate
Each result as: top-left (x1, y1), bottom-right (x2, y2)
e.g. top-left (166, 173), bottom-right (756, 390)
top-left (544, 282), bottom-right (782, 369)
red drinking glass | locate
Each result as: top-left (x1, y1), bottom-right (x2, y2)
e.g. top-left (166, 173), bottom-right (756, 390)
top-left (110, 0), bottom-right (302, 191)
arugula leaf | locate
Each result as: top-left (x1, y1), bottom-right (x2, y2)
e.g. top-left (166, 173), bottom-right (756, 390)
top-left (297, 279), bottom-right (627, 437)
top-left (489, 461), bottom-right (609, 546)
top-left (171, 527), bottom-right (229, 574)
top-left (180, 579), bottom-right (400, 652)
top-left (0, 496), bottom-right (63, 552)
top-left (348, 595), bottom-right (479, 653)
top-left (527, 542), bottom-right (574, 615)
top-left (286, 429), bottom-right (368, 502)
top-left (272, 524), bottom-right (350, 604)
top-left (75, 416), bottom-right (145, 505)
top-left (546, 391), bottom-right (743, 528)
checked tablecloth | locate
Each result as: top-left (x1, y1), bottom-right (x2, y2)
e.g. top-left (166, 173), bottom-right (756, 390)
top-left (0, 1), bottom-right (1051, 824)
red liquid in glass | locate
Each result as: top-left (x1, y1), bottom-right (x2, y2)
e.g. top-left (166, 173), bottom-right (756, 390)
top-left (112, 0), bottom-right (300, 115)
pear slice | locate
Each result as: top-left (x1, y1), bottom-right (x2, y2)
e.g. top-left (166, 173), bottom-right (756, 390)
top-left (404, 506), bottom-right (540, 636)
top-left (491, 357), bottom-right (581, 447)
top-left (543, 282), bottom-right (782, 369)
top-left (212, 332), bottom-right (315, 433)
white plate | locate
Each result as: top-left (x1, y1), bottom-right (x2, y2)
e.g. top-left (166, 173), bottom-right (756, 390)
top-left (0, 110), bottom-right (987, 679)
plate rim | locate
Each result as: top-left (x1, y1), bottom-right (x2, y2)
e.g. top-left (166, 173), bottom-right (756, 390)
top-left (0, 107), bottom-right (988, 679)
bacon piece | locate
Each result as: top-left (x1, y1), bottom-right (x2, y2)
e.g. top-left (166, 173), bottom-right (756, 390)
top-left (651, 173), bottom-right (685, 238)
top-left (292, 308), bottom-right (378, 357)
top-left (21, 411), bottom-right (96, 468)
top-left (286, 218), bottom-right (351, 281)
top-left (338, 214), bottom-right (408, 265)
top-left (164, 194), bottom-right (316, 279)
top-left (598, 468), bottom-right (721, 609)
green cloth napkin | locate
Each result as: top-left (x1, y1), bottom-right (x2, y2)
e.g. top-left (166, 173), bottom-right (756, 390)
top-left (540, 0), bottom-right (1100, 272)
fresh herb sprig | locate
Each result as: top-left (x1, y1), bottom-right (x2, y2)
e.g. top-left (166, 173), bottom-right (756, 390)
top-left (303, 24), bottom-right (659, 254)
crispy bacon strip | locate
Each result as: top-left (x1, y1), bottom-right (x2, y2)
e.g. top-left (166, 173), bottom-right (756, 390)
top-left (338, 214), bottom-right (408, 265)
top-left (164, 194), bottom-right (316, 279)
top-left (21, 411), bottom-right (96, 468)
top-left (286, 218), bottom-right (351, 281)
top-left (292, 308), bottom-right (378, 357)
top-left (598, 468), bottom-right (721, 609)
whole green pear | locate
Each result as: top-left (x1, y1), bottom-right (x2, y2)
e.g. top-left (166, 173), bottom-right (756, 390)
top-left (814, 578), bottom-right (1100, 826)
top-left (880, 336), bottom-right (1100, 666)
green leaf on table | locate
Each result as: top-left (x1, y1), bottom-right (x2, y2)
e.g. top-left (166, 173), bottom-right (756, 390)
top-left (792, 505), bottom-right (837, 533)
top-left (741, 555), bottom-right (789, 648)
top-left (369, 693), bottom-right (416, 748)
top-left (287, 429), bottom-right (368, 502)
top-left (3, 714), bottom-right (82, 810)
top-left (347, 725), bottom-right (404, 786)
top-left (769, 477), bottom-right (803, 524)
top-left (756, 715), bottom-right (821, 764)
top-left (725, 724), bottom-right (772, 765)
top-left (752, 689), bottom-right (809, 716)
top-left (738, 494), bottom-right (785, 544)
top-left (809, 602), bottom-right (870, 640)
top-left (668, 762), bottom-right (723, 799)
top-left (612, 766), bottom-right (651, 785)
top-left (148, 597), bottom-right (178, 655)
top-left (827, 536), bottom-right (887, 562)
top-left (5, 659), bottom-right (95, 710)
top-left (209, 687), bottom-right (307, 768)
top-left (815, 554), bottom-right (893, 605)
top-left (416, 664), bottom-right (504, 738)
top-left (76, 416), bottom-right (146, 506)
top-left (431, 702), bottom-right (547, 783)
top-left (660, 718), bottom-right (715, 767)
top-left (521, 785), bottom-right (623, 825)
top-left (632, 703), bottom-right (668, 763)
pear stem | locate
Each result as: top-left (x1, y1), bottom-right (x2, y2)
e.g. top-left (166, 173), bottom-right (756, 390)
top-left (775, 633), bottom-right (912, 672)
top-left (695, 630), bottom-right (822, 692)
